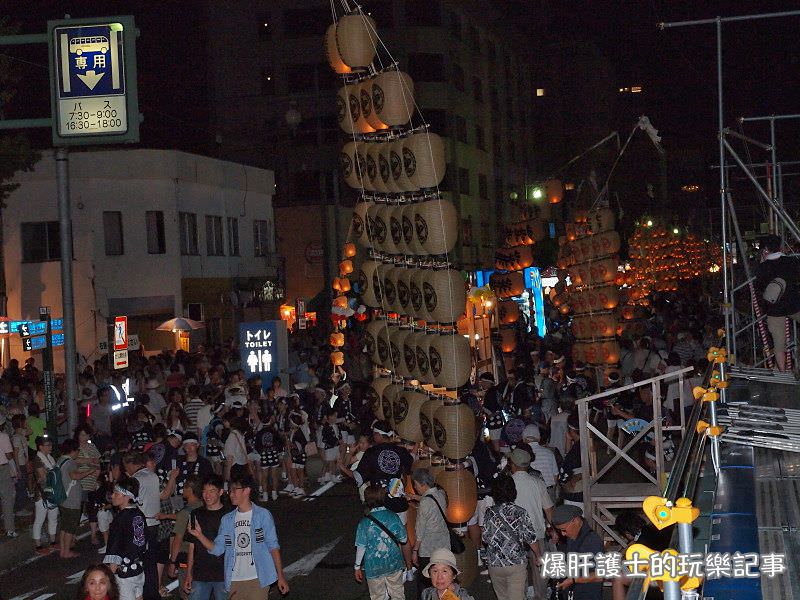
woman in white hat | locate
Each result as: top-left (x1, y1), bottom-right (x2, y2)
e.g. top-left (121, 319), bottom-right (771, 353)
top-left (420, 548), bottom-right (475, 600)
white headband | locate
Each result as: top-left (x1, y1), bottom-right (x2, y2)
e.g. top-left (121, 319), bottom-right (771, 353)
top-left (114, 485), bottom-right (139, 504)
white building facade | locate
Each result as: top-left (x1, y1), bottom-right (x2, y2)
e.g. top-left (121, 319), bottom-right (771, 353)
top-left (4, 149), bottom-right (278, 367)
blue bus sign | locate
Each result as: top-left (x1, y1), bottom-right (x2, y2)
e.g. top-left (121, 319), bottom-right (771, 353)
top-left (48, 16), bottom-right (139, 146)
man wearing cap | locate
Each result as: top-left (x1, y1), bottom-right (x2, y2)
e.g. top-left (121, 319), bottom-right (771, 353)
top-left (551, 505), bottom-right (603, 599)
top-left (478, 373), bottom-right (506, 452)
top-left (508, 447), bottom-right (553, 600)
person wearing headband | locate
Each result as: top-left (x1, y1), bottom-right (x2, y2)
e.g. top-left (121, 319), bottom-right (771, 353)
top-left (103, 476), bottom-right (147, 600)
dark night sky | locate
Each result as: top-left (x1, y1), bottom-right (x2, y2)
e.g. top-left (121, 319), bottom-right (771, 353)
top-left (3, 1), bottom-right (800, 222)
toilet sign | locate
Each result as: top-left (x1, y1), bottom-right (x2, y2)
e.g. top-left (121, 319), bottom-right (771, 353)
top-left (239, 320), bottom-right (288, 389)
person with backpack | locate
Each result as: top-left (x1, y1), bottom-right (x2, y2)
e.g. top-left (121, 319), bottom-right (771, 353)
top-left (354, 483), bottom-right (411, 600)
top-left (59, 438), bottom-right (100, 559)
top-left (32, 436), bottom-right (59, 554)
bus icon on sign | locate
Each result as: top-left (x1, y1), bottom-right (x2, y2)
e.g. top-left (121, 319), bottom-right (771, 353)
top-left (69, 36), bottom-right (109, 55)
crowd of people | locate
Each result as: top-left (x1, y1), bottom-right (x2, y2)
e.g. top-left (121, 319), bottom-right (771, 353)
top-left (0, 287), bottom-right (727, 600)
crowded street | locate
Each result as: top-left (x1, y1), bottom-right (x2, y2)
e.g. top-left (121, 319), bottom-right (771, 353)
top-left (1, 2), bottom-right (800, 600)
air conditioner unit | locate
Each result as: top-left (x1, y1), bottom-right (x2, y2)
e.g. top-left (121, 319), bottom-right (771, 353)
top-left (187, 303), bottom-right (204, 322)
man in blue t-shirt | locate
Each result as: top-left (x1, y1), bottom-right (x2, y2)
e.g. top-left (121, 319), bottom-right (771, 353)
top-left (354, 483), bottom-right (411, 599)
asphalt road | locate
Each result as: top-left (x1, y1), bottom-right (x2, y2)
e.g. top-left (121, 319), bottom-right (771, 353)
top-left (0, 462), bottom-right (496, 600)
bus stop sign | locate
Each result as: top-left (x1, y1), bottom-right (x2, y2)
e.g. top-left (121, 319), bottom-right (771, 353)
top-left (48, 16), bottom-right (139, 146)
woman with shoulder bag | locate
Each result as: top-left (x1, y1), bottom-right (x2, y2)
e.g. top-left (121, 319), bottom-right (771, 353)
top-left (410, 468), bottom-right (451, 599)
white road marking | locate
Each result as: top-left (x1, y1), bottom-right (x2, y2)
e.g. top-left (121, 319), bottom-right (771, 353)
top-left (0, 531), bottom-right (91, 577)
top-left (283, 536), bottom-right (342, 578)
top-left (303, 480), bottom-right (336, 501)
top-left (66, 570), bottom-right (85, 585)
top-left (30, 594), bottom-right (55, 600)
top-left (8, 587), bottom-right (46, 600)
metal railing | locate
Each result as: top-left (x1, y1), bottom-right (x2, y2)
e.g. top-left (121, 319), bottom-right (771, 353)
top-left (577, 366), bottom-right (695, 546)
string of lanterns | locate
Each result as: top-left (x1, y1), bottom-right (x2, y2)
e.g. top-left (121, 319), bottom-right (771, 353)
top-left (324, 7), bottom-right (478, 559)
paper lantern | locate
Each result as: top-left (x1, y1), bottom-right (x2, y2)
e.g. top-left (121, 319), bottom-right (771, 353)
top-left (377, 322), bottom-right (396, 368)
top-left (414, 199), bottom-right (459, 255)
top-left (404, 132), bottom-right (446, 190)
top-left (372, 70), bottom-right (415, 127)
top-left (358, 260), bottom-right (383, 307)
top-left (545, 179), bottom-right (563, 204)
top-left (324, 24), bottom-right (351, 74)
top-left (420, 397), bottom-right (443, 452)
top-left (360, 78), bottom-right (386, 131)
top-left (389, 327), bottom-right (412, 378)
top-left (495, 245), bottom-right (534, 271)
top-left (500, 327), bottom-right (517, 353)
top-left (335, 14), bottom-right (377, 69)
top-left (430, 454), bottom-right (447, 480)
top-left (379, 142), bottom-right (400, 194)
top-left (377, 203), bottom-right (399, 254)
top-left (364, 142), bottom-right (384, 194)
top-left (401, 328), bottom-right (419, 377)
top-left (435, 466), bottom-right (477, 524)
top-left (489, 271), bottom-right (525, 299)
top-left (368, 377), bottom-right (392, 419)
top-left (389, 204), bottom-right (407, 254)
top-left (366, 202), bottom-right (388, 251)
top-left (365, 318), bottom-right (386, 363)
top-left (393, 388), bottom-right (427, 442)
top-left (340, 141), bottom-right (366, 189)
top-left (390, 139), bottom-right (415, 192)
top-left (410, 269), bottom-right (431, 321)
top-left (340, 260), bottom-right (354, 276)
top-left (333, 295), bottom-right (348, 309)
top-left (336, 86), bottom-right (358, 134)
top-left (329, 332), bottom-right (345, 347)
top-left (428, 331), bottom-right (471, 389)
top-left (424, 268), bottom-right (466, 324)
top-left (396, 266), bottom-right (414, 316)
top-left (331, 351), bottom-right (344, 366)
top-left (401, 202), bottom-right (424, 254)
top-left (433, 401), bottom-right (476, 459)
top-left (343, 242), bottom-right (357, 258)
top-left (381, 266), bottom-right (401, 313)
top-left (589, 208), bottom-right (615, 233)
top-left (352, 200), bottom-right (373, 247)
top-left (382, 382), bottom-right (403, 423)
top-left (414, 331), bottom-right (434, 382)
top-left (497, 300), bottom-right (521, 325)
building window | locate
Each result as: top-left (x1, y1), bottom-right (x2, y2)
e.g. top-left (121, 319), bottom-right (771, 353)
top-left (455, 115), bottom-right (468, 143)
top-left (475, 124), bottom-right (486, 150)
top-left (227, 217), bottom-right (240, 256)
top-left (205, 215), bottom-right (224, 256)
top-left (102, 211), bottom-right (123, 256)
top-left (461, 216), bottom-right (473, 246)
top-left (254, 219), bottom-right (272, 257)
top-left (452, 64), bottom-right (465, 91)
top-left (472, 77), bottom-right (483, 102)
top-left (536, 88), bottom-right (546, 97)
top-left (258, 13), bottom-right (271, 36)
top-left (146, 211), bottom-right (166, 254)
top-left (405, 1), bottom-right (442, 26)
top-left (179, 212), bottom-right (199, 256)
top-left (458, 167), bottom-right (471, 195)
top-left (261, 69), bottom-right (275, 95)
top-left (481, 219), bottom-right (493, 247)
top-left (478, 174), bottom-right (489, 199)
top-left (21, 221), bottom-right (60, 263)
top-left (407, 53), bottom-right (444, 82)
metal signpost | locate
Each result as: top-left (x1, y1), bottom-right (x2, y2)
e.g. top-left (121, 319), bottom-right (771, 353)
top-left (0, 16), bottom-right (139, 435)
top-left (18, 307), bottom-right (59, 440)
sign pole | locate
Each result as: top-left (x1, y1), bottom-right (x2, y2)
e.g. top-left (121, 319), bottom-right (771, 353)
top-left (39, 307), bottom-right (58, 441)
top-left (56, 148), bottom-right (78, 433)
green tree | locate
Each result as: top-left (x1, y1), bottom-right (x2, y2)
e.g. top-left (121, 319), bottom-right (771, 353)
top-left (0, 18), bottom-right (40, 314)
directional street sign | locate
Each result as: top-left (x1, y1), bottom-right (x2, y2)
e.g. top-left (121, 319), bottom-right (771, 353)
top-left (48, 16), bottom-right (139, 146)
top-left (23, 335), bottom-right (47, 352)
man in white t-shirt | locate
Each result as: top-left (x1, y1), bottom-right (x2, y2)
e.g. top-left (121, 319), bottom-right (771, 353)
top-left (522, 424), bottom-right (559, 501)
top-left (509, 448), bottom-right (554, 600)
